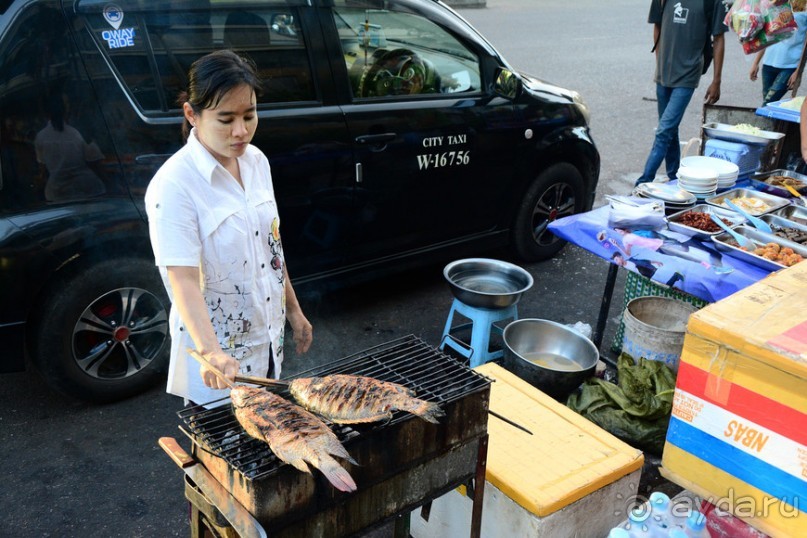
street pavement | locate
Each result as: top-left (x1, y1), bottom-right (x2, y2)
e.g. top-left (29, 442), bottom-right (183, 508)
top-left (0, 1), bottom-right (776, 536)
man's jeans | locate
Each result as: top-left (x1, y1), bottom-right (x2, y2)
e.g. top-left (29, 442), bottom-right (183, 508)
top-left (761, 65), bottom-right (795, 105)
top-left (636, 85), bottom-right (696, 185)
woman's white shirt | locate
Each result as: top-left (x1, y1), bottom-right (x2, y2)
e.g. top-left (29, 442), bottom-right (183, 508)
top-left (145, 129), bottom-right (286, 404)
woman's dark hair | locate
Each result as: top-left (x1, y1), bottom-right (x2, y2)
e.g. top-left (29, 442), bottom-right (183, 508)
top-left (180, 49), bottom-right (262, 140)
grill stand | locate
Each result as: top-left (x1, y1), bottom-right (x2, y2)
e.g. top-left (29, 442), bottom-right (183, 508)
top-left (184, 435), bottom-right (490, 538)
top-left (175, 336), bottom-right (492, 537)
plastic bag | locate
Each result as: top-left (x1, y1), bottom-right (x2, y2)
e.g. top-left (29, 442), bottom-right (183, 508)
top-left (566, 352), bottom-right (676, 455)
top-left (725, 0), bottom-right (764, 42)
top-left (742, 25), bottom-right (793, 53)
top-left (606, 196), bottom-right (666, 231)
top-left (763, 0), bottom-right (797, 36)
top-left (726, 0), bottom-right (796, 53)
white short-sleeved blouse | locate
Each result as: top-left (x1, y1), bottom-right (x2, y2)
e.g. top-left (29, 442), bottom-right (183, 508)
top-left (145, 129), bottom-right (286, 404)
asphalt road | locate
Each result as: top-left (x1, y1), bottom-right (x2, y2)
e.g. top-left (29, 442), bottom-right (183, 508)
top-left (0, 1), bottom-right (773, 536)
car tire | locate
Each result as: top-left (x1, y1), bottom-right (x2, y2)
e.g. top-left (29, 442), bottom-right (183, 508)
top-left (31, 258), bottom-right (170, 403)
top-left (511, 162), bottom-right (585, 262)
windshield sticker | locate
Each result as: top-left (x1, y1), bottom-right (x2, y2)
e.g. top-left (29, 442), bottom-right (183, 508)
top-left (103, 4), bottom-right (124, 29)
top-left (416, 134), bottom-right (470, 170)
top-left (102, 28), bottom-right (136, 49)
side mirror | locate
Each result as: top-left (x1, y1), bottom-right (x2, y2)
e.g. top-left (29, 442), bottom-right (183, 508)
top-left (494, 68), bottom-right (521, 100)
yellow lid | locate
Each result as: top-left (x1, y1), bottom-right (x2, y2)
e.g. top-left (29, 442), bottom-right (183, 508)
top-left (474, 363), bottom-right (644, 517)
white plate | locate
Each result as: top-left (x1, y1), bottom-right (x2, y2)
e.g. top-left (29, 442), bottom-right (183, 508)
top-left (681, 155), bottom-right (740, 177)
top-left (635, 182), bottom-right (697, 203)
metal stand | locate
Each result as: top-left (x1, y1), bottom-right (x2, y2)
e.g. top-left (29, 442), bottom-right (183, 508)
top-left (591, 262), bottom-right (619, 351)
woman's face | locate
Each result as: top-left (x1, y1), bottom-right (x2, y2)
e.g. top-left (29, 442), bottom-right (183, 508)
top-left (185, 83), bottom-right (257, 166)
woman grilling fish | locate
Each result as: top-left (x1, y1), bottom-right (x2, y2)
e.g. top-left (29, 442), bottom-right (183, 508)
top-left (145, 50), bottom-right (312, 405)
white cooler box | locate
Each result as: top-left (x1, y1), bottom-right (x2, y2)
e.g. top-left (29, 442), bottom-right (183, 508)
top-left (410, 363), bottom-right (644, 538)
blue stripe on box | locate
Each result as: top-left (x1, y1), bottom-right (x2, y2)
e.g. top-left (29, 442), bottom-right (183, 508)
top-left (666, 418), bottom-right (806, 505)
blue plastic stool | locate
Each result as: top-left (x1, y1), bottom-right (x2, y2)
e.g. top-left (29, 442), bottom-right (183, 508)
top-left (440, 298), bottom-right (518, 367)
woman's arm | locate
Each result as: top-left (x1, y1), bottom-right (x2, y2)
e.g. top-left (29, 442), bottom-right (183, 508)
top-left (283, 266), bottom-right (312, 354)
top-left (167, 265), bottom-right (238, 389)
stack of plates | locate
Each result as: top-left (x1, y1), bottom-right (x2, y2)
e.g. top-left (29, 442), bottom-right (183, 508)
top-left (677, 166), bottom-right (718, 199)
top-left (680, 155), bottom-right (739, 190)
top-left (633, 182), bottom-right (697, 214)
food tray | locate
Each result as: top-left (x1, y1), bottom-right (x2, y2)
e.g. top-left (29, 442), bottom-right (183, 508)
top-left (711, 225), bottom-right (807, 272)
top-left (749, 169), bottom-right (807, 197)
top-left (761, 214), bottom-right (807, 245)
top-left (771, 204), bottom-right (807, 226)
top-left (704, 187), bottom-right (789, 216)
top-left (666, 204), bottom-right (746, 239)
top-left (703, 122), bottom-right (785, 146)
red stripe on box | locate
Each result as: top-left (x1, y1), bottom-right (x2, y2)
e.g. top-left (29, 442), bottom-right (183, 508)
top-left (676, 361), bottom-right (807, 446)
top-left (768, 320), bottom-right (807, 355)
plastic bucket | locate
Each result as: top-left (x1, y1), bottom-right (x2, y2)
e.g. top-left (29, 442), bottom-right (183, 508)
top-left (621, 296), bottom-right (698, 373)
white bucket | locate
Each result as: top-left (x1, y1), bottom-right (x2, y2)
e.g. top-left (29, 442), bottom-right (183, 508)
top-left (621, 296), bottom-right (698, 373)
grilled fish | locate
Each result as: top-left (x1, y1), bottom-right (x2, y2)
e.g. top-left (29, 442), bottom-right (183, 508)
top-left (231, 386), bottom-right (357, 492)
top-left (289, 374), bottom-right (445, 424)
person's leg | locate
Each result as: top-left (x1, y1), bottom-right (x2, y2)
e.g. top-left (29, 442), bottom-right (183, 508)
top-left (660, 86), bottom-right (695, 181)
top-left (636, 85), bottom-right (694, 185)
top-left (760, 64), bottom-right (777, 103)
top-left (636, 84), bottom-right (673, 184)
top-left (763, 66), bottom-right (795, 105)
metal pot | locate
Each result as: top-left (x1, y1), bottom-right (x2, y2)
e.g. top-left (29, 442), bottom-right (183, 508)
top-left (502, 319), bottom-right (598, 400)
top-left (443, 258), bottom-right (533, 309)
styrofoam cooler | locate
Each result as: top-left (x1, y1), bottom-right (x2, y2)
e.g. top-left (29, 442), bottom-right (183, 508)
top-left (409, 364), bottom-right (644, 538)
top-left (703, 139), bottom-right (766, 178)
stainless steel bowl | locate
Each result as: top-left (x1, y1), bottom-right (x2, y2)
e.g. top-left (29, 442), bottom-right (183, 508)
top-left (443, 258), bottom-right (534, 309)
top-left (502, 319), bottom-right (599, 400)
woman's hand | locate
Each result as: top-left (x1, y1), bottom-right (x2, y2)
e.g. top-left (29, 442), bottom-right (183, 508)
top-left (288, 310), bottom-right (313, 354)
top-left (749, 64), bottom-right (759, 81)
top-left (199, 349), bottom-right (239, 390)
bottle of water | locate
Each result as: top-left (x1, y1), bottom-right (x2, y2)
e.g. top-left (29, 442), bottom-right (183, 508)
top-left (648, 491), bottom-right (673, 535)
top-left (682, 510), bottom-right (710, 537)
top-left (623, 505), bottom-right (654, 537)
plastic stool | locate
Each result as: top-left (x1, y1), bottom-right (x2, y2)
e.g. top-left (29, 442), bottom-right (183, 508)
top-left (440, 298), bottom-right (518, 367)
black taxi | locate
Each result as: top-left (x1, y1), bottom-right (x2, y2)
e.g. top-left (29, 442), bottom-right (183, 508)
top-left (0, 0), bottom-right (599, 401)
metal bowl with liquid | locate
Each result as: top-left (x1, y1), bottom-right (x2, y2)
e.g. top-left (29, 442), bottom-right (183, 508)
top-left (502, 318), bottom-right (599, 400)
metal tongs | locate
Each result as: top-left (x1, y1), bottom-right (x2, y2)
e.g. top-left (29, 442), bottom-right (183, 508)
top-left (710, 214), bottom-right (754, 250)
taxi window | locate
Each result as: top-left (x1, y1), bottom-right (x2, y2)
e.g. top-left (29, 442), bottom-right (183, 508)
top-left (78, 3), bottom-right (316, 113)
top-left (331, 3), bottom-right (481, 99)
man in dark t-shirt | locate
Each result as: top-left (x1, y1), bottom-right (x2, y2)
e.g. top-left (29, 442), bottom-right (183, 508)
top-left (635, 0), bottom-right (728, 186)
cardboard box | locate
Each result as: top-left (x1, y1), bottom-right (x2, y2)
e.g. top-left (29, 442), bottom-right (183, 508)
top-left (661, 263), bottom-right (807, 538)
top-left (410, 364), bottom-right (644, 538)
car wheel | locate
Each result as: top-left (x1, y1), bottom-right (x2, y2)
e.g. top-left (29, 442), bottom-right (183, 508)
top-left (31, 258), bottom-right (170, 403)
top-left (511, 162), bottom-right (585, 262)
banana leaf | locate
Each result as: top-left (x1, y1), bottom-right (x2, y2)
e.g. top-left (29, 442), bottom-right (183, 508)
top-left (566, 352), bottom-right (676, 455)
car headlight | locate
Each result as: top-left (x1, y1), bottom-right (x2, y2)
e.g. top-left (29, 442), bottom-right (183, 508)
top-left (570, 91), bottom-right (591, 124)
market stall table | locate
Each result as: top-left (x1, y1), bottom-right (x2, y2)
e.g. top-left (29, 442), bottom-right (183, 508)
top-left (548, 201), bottom-right (773, 352)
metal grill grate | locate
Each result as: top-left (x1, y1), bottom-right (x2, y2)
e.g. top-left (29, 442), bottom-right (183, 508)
top-left (177, 335), bottom-right (490, 481)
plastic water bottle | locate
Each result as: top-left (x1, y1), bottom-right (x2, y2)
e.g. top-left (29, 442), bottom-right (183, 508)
top-left (682, 510), bottom-right (710, 537)
top-left (623, 505), bottom-right (654, 537)
top-left (648, 491), bottom-right (673, 535)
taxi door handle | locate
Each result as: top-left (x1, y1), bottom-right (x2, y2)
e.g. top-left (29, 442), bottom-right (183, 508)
top-left (355, 133), bottom-right (396, 145)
